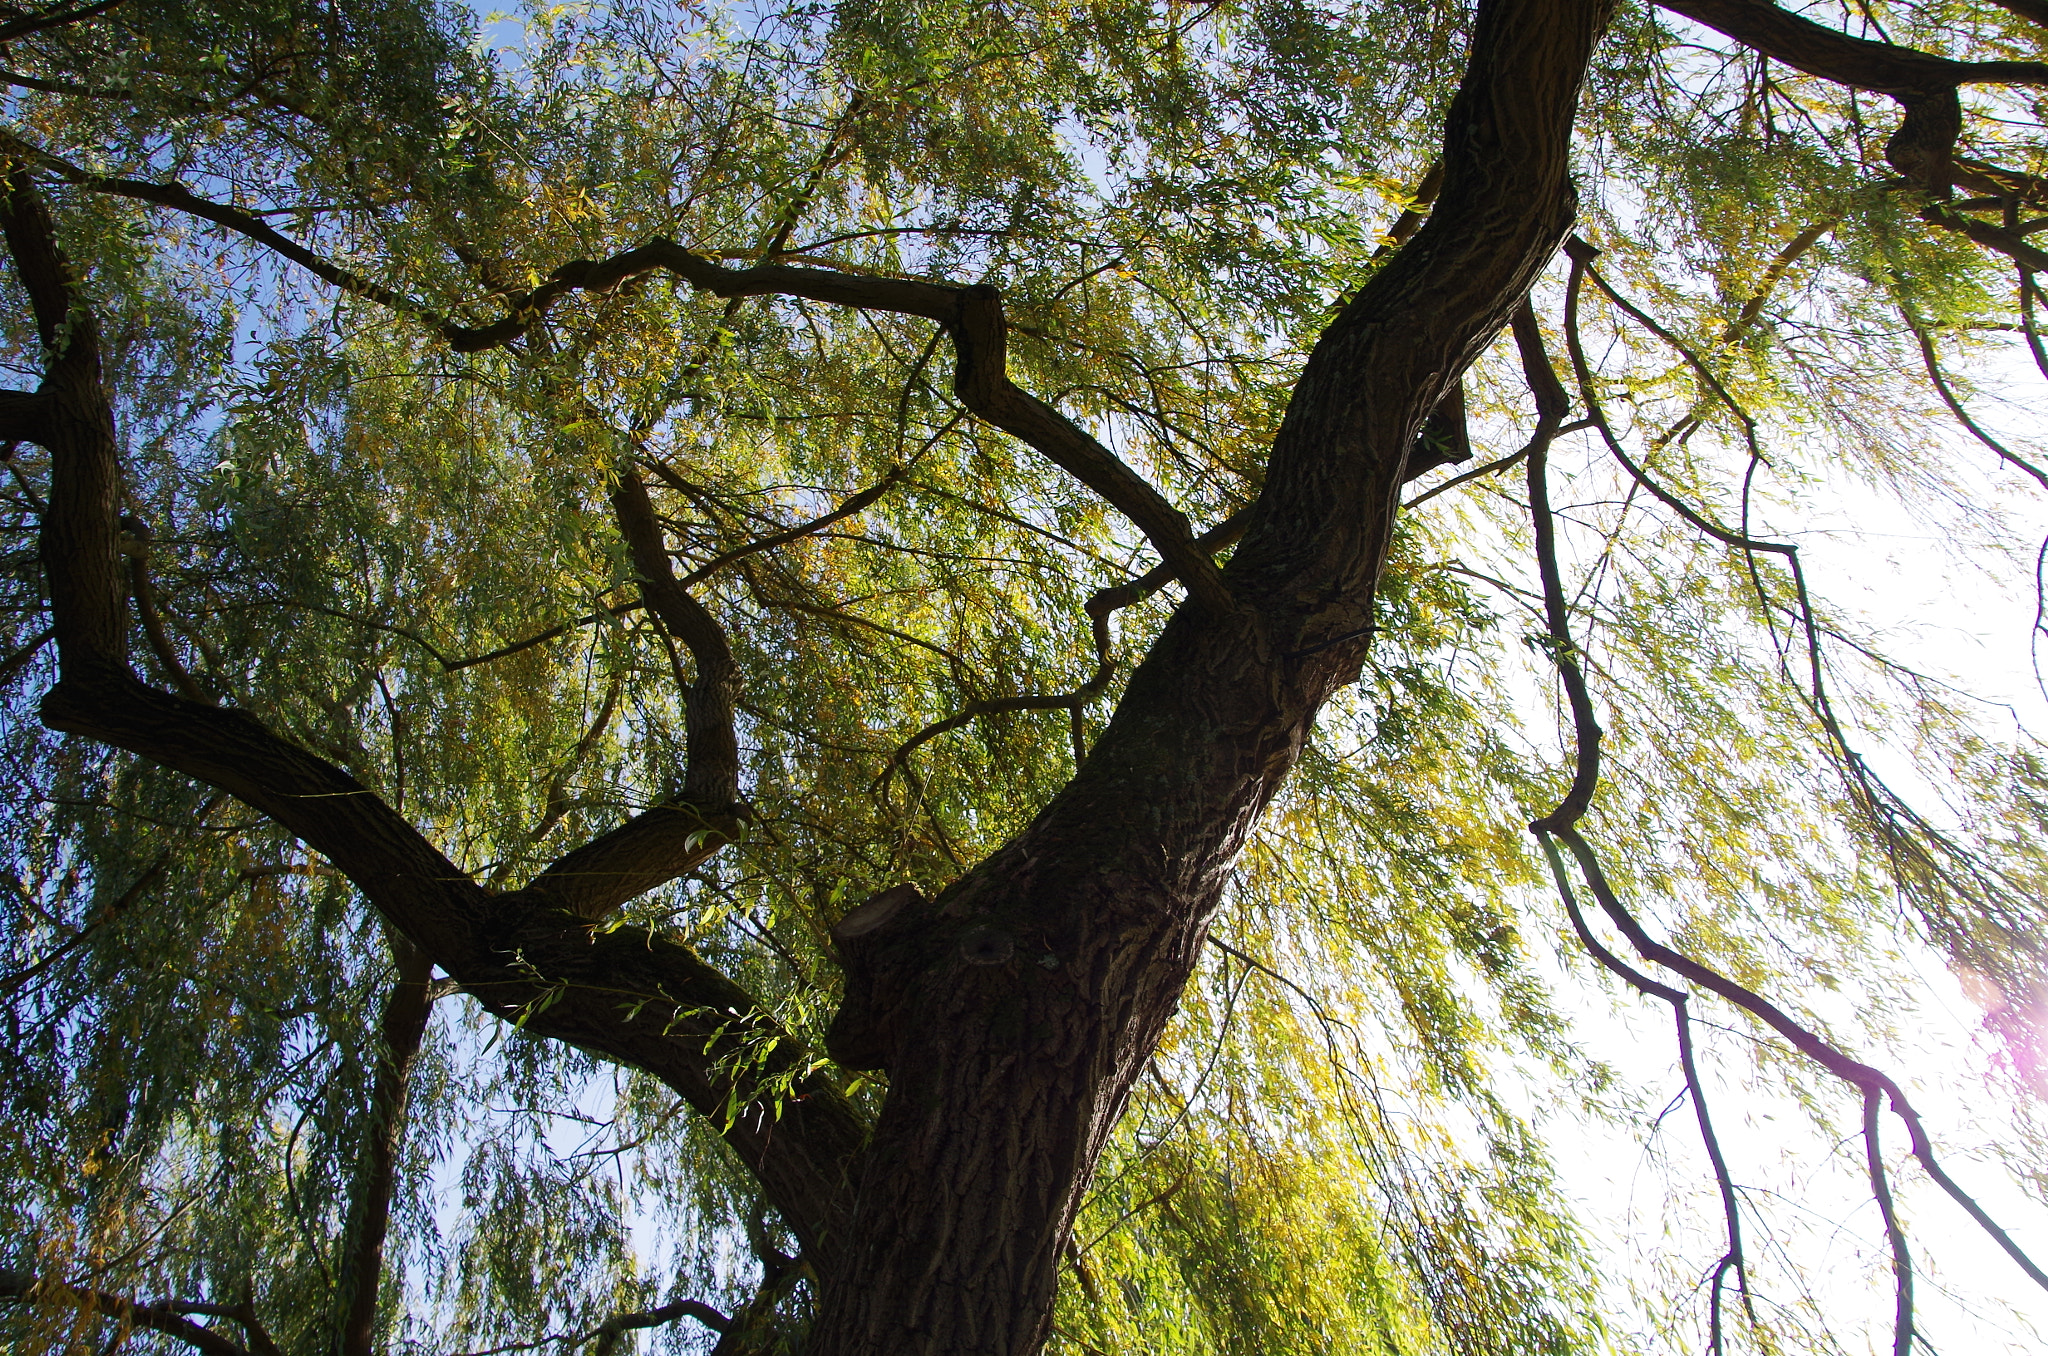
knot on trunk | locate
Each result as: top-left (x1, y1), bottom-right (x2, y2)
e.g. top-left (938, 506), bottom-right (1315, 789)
top-left (1407, 378), bottom-right (1473, 479)
top-left (1886, 87), bottom-right (1962, 198)
top-left (825, 882), bottom-right (929, 1070)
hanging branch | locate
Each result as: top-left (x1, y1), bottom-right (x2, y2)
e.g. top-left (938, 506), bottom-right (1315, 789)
top-left (1905, 315), bottom-right (2048, 492)
top-left (1513, 299), bottom-right (1755, 1350)
top-left (1527, 270), bottom-right (2048, 1310)
top-left (1568, 237), bottom-right (2048, 961)
top-left (1864, 1086), bottom-right (1916, 1356)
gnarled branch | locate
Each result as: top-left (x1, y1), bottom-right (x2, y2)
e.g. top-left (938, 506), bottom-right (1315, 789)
top-left (31, 138), bottom-right (1233, 610)
top-left (1655, 0), bottom-right (2048, 195)
top-left (2, 168), bottom-right (864, 1256)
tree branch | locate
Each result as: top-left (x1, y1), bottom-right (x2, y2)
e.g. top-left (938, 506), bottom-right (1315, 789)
top-left (5, 135), bottom-right (435, 319)
top-left (0, 0), bottom-right (124, 44)
top-left (337, 934), bottom-right (436, 1356)
top-left (587, 1298), bottom-right (731, 1355)
top-left (31, 137), bottom-right (1233, 610)
top-left (1986, 0), bottom-right (2048, 29)
top-left (1656, 0), bottom-right (2048, 94)
top-left (0, 386), bottom-right (47, 441)
top-left (1906, 313), bottom-right (2048, 490)
top-left (612, 469), bottom-right (740, 811)
top-left (2, 169), bottom-right (864, 1256)
top-left (120, 514), bottom-right (209, 703)
top-left (1654, 0), bottom-right (2048, 194)
top-left (677, 463), bottom-right (909, 588)
top-left (0, 1270), bottom-right (252, 1356)
top-left (945, 284), bottom-right (1235, 612)
top-left (1863, 1086), bottom-right (1915, 1356)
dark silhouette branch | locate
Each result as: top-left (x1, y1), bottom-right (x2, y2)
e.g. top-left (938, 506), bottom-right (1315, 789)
top-left (4, 134), bottom-right (436, 319)
top-left (337, 935), bottom-right (436, 1356)
top-left (0, 0), bottom-right (125, 44)
top-left (1953, 156), bottom-right (2048, 207)
top-left (529, 671), bottom-right (623, 844)
top-left (1657, 0), bottom-right (2048, 93)
top-left (0, 168), bottom-right (865, 1256)
top-left (879, 662), bottom-right (1120, 778)
top-left (1654, 0), bottom-right (2048, 195)
top-left (1919, 201), bottom-right (2048, 270)
top-left (1905, 314), bottom-right (2048, 491)
top-left (441, 599), bottom-right (640, 671)
top-left (405, 458), bottom-right (918, 678)
top-left (1371, 160), bottom-right (1444, 258)
top-left (1863, 1087), bottom-right (1916, 1356)
top-left (1716, 218), bottom-right (1834, 344)
top-left (586, 1298), bottom-right (731, 1354)
top-left (1517, 295), bottom-right (2048, 1296)
top-left (0, 1270), bottom-right (252, 1356)
top-left (945, 283), bottom-right (1234, 613)
top-left (0, 386), bottom-right (47, 441)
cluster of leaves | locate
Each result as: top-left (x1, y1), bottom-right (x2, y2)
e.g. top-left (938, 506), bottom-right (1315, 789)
top-left (2, 0), bottom-right (2047, 1353)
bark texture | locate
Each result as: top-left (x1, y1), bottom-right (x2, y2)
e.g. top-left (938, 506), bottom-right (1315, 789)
top-left (808, 0), bottom-right (1612, 1348)
top-left (11, 0), bottom-right (1612, 1349)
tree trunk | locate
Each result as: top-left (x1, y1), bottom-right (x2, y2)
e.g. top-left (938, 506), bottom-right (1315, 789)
top-left (336, 935), bottom-right (436, 1356)
top-left (808, 0), bottom-right (1611, 1349)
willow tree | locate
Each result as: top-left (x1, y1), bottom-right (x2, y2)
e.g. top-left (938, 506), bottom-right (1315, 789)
top-left (4, 0), bottom-right (2048, 1351)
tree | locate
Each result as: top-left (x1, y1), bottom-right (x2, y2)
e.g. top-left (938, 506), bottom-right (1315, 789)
top-left (4, 0), bottom-right (2048, 1351)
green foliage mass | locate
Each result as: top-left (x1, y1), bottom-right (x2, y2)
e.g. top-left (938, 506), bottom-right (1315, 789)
top-left (2, 0), bottom-right (2046, 1353)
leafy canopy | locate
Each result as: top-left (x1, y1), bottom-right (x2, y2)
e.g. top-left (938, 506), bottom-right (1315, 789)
top-left (2, 0), bottom-right (2047, 1353)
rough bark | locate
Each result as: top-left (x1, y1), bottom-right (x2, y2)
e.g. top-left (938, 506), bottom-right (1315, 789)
top-left (806, 0), bottom-right (1612, 1348)
top-left (12, 0), bottom-right (1612, 1346)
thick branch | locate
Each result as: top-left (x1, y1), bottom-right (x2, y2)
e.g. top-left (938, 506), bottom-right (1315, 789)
top-left (1921, 202), bottom-right (2048, 271)
top-left (588, 1298), bottom-right (731, 1355)
top-left (1654, 0), bottom-right (2048, 194)
top-left (1, 168), bottom-right (124, 663)
top-left (612, 470), bottom-right (740, 810)
top-left (0, 386), bottom-right (47, 441)
top-left (0, 0), bottom-right (124, 42)
top-left (337, 935), bottom-right (435, 1356)
top-left (120, 515), bottom-right (209, 703)
top-left (0, 1271), bottom-right (251, 1356)
top-left (1655, 0), bottom-right (2048, 94)
top-left (947, 284), bottom-right (1234, 612)
top-left (1988, 0), bottom-right (2048, 28)
top-left (37, 144), bottom-right (1232, 610)
top-left (3, 172), bottom-right (862, 1255)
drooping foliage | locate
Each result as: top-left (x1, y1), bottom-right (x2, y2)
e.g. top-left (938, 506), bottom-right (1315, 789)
top-left (2, 1), bottom-right (2047, 1353)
